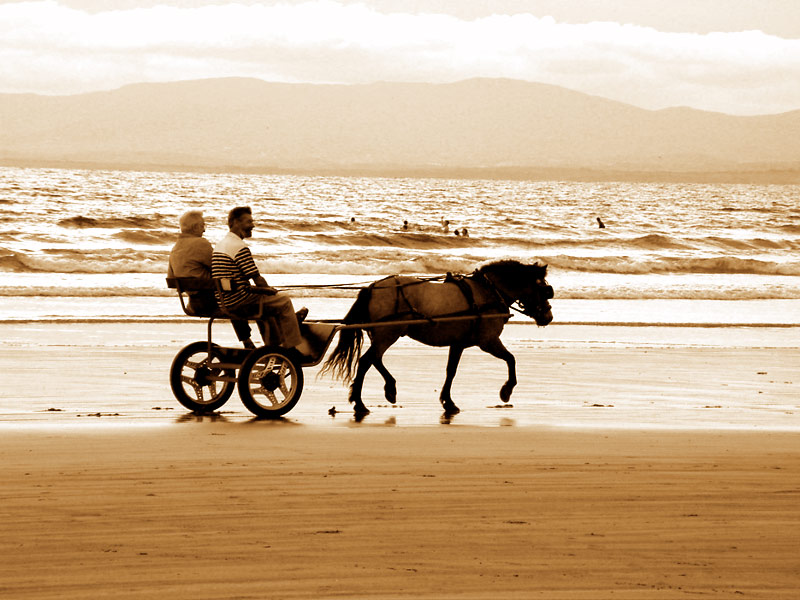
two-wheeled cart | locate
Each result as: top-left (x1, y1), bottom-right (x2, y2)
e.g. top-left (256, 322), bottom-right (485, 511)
top-left (167, 277), bottom-right (341, 418)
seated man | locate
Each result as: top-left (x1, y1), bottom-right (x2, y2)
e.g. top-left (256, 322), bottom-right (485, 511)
top-left (167, 210), bottom-right (255, 348)
top-left (212, 206), bottom-right (308, 353)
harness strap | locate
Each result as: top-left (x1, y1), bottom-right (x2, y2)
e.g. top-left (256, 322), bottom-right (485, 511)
top-left (394, 276), bottom-right (433, 322)
top-left (363, 273), bottom-right (512, 329)
top-left (445, 272), bottom-right (478, 312)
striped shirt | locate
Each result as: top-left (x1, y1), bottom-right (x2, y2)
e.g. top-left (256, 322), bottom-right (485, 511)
top-left (212, 231), bottom-right (261, 308)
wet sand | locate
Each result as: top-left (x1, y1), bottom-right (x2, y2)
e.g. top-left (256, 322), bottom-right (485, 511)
top-left (1, 318), bottom-right (798, 428)
top-left (0, 320), bottom-right (798, 598)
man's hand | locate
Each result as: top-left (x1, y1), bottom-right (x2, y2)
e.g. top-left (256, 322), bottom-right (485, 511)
top-left (252, 285), bottom-right (277, 295)
top-left (250, 275), bottom-right (276, 294)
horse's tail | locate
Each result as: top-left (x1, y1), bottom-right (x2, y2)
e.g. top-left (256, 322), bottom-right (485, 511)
top-left (320, 287), bottom-right (371, 382)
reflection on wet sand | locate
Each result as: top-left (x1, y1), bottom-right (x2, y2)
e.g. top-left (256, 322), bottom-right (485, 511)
top-left (175, 412), bottom-right (232, 424)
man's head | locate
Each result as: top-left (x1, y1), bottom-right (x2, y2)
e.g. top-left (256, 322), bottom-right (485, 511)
top-left (179, 210), bottom-right (206, 236)
top-left (228, 206), bottom-right (254, 238)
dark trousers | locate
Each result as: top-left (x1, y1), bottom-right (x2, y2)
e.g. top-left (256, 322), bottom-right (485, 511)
top-left (230, 319), bottom-right (252, 342)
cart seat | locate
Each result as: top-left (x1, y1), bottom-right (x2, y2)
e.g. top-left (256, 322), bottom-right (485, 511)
top-left (166, 277), bottom-right (222, 317)
top-left (166, 277), bottom-right (270, 320)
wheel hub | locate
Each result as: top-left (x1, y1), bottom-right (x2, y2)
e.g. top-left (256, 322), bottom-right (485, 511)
top-left (260, 371), bottom-right (281, 392)
top-left (194, 366), bottom-right (212, 387)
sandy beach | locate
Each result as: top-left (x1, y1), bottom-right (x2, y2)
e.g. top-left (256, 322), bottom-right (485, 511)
top-left (0, 317), bottom-right (798, 598)
top-left (1, 425), bottom-right (799, 599)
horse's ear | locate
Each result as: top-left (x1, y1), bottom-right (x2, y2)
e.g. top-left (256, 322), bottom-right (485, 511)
top-left (531, 262), bottom-right (547, 277)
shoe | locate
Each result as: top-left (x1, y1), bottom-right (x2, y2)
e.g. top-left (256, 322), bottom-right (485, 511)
top-left (295, 307), bottom-right (309, 324)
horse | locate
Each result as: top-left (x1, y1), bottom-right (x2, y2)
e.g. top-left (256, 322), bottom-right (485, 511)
top-left (320, 260), bottom-right (553, 415)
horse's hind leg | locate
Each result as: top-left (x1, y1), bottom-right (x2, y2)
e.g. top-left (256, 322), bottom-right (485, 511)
top-left (479, 337), bottom-right (517, 403)
top-left (349, 330), bottom-right (403, 414)
top-left (440, 345), bottom-right (464, 414)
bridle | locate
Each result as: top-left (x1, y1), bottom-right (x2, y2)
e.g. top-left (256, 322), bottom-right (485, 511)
top-left (475, 270), bottom-right (515, 310)
top-left (477, 269), bottom-right (552, 318)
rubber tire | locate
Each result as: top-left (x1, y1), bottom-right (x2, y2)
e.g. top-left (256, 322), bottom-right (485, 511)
top-left (237, 346), bottom-right (304, 418)
top-left (170, 341), bottom-right (236, 412)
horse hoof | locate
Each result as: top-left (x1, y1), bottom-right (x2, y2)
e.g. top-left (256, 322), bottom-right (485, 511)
top-left (385, 384), bottom-right (397, 405)
top-left (352, 402), bottom-right (370, 416)
top-left (442, 401), bottom-right (460, 415)
top-left (500, 385), bottom-right (514, 403)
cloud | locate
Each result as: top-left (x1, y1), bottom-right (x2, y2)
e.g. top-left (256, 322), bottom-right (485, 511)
top-left (1, 0), bottom-right (799, 115)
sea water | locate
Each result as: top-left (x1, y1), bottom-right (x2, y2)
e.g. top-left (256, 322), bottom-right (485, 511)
top-left (2, 166), bottom-right (799, 309)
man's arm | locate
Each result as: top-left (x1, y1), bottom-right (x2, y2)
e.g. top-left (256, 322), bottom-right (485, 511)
top-left (252, 274), bottom-right (277, 294)
top-left (252, 275), bottom-right (266, 286)
top-left (234, 248), bottom-right (276, 293)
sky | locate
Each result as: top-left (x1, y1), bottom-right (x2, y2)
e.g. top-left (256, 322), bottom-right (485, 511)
top-left (1, 0), bottom-right (799, 115)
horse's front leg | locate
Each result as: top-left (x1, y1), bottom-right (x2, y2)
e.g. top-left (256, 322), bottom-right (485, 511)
top-left (440, 345), bottom-right (464, 414)
top-left (479, 337), bottom-right (516, 403)
top-left (372, 355), bottom-right (397, 404)
top-left (348, 346), bottom-right (375, 415)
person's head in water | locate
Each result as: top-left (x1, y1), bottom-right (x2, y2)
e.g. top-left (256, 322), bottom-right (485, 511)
top-left (596, 217), bottom-right (605, 229)
top-left (228, 206), bottom-right (255, 238)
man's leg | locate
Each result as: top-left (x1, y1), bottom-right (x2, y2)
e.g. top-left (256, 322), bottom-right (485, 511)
top-left (230, 319), bottom-right (253, 344)
top-left (257, 293), bottom-right (302, 348)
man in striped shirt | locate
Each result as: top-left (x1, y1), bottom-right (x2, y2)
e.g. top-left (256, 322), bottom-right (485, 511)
top-left (212, 206), bottom-right (307, 351)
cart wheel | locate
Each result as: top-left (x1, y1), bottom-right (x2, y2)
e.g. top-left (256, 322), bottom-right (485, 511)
top-left (170, 341), bottom-right (236, 412)
top-left (238, 346), bottom-right (304, 418)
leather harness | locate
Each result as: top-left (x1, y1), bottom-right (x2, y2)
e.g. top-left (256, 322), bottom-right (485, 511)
top-left (372, 272), bottom-right (510, 337)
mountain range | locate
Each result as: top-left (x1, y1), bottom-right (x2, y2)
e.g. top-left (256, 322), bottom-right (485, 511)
top-left (1, 77), bottom-right (799, 182)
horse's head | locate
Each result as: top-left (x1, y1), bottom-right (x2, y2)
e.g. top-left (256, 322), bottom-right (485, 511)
top-left (478, 260), bottom-right (553, 326)
top-left (518, 269), bottom-right (553, 326)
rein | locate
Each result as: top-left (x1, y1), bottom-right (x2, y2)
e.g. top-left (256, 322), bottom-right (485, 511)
top-left (274, 271), bottom-right (523, 316)
top-left (275, 275), bottom-right (446, 292)
top-left (274, 269), bottom-right (534, 318)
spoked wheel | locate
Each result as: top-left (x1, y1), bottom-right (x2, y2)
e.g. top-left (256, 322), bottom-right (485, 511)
top-left (237, 346), bottom-right (304, 418)
top-left (170, 341), bottom-right (237, 412)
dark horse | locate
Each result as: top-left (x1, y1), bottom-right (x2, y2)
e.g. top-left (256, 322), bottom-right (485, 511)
top-left (321, 260), bottom-right (553, 415)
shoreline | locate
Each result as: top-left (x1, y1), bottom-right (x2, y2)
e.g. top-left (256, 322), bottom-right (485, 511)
top-left (0, 320), bottom-right (797, 431)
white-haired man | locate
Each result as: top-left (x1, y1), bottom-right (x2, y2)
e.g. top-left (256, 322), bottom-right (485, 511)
top-left (168, 210), bottom-right (254, 348)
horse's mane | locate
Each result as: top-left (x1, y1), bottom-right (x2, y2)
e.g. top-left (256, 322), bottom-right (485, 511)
top-left (476, 259), bottom-right (547, 280)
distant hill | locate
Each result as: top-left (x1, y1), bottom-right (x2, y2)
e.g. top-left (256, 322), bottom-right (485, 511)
top-left (1, 77), bottom-right (799, 182)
